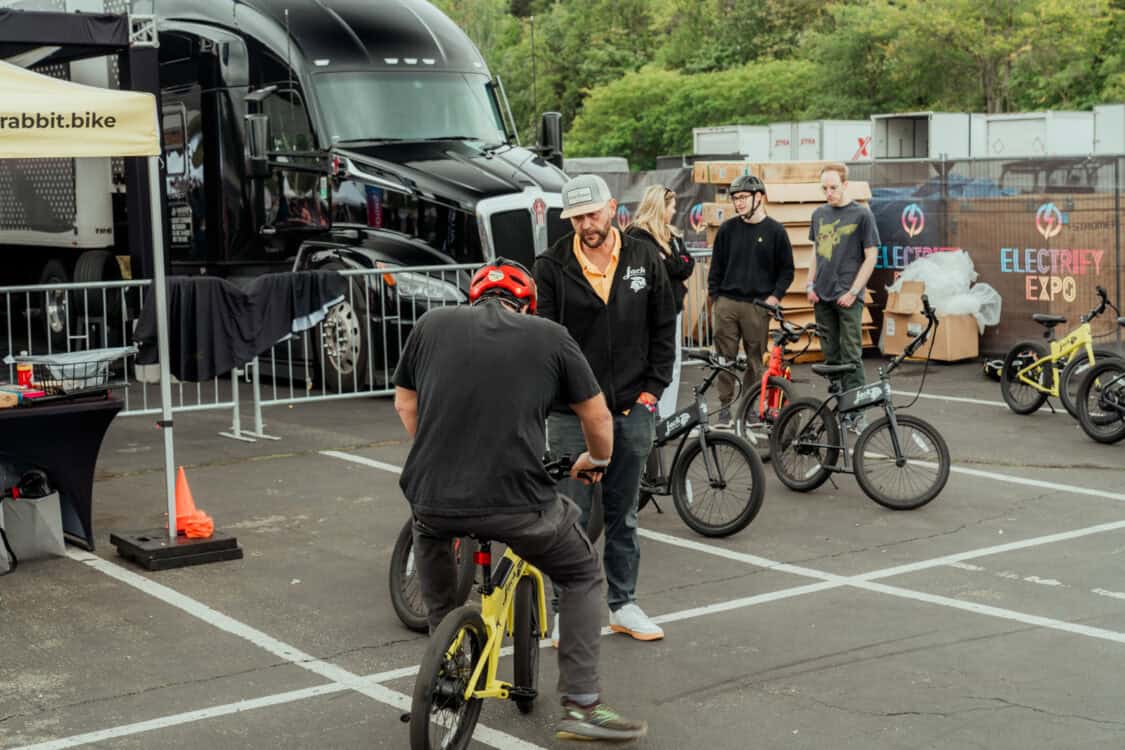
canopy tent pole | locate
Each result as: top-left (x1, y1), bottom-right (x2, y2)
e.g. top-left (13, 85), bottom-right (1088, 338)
top-left (146, 155), bottom-right (177, 541)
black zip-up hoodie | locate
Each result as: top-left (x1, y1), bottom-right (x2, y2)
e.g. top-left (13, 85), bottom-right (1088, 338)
top-left (533, 231), bottom-right (677, 414)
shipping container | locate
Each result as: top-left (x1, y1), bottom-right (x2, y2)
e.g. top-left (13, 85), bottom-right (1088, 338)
top-left (1093, 103), bottom-right (1125, 155)
top-left (970, 113), bottom-right (988, 158)
top-left (768, 122), bottom-right (797, 161)
top-left (692, 125), bottom-right (771, 160)
top-left (981, 111), bottom-right (1095, 158)
top-left (871, 112), bottom-right (971, 159)
top-left (816, 120), bottom-right (872, 161)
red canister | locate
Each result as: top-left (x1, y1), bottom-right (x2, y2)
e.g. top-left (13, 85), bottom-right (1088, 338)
top-left (16, 362), bottom-right (32, 387)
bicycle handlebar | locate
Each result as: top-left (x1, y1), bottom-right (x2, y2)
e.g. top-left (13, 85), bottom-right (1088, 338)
top-left (543, 454), bottom-right (604, 483)
top-left (886, 294), bottom-right (939, 374)
top-left (1081, 285), bottom-right (1113, 323)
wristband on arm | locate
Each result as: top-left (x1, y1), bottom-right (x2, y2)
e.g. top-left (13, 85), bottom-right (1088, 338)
top-left (587, 455), bottom-right (611, 467)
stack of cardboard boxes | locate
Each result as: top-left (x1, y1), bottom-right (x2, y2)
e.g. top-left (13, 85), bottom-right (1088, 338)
top-left (694, 161), bottom-right (877, 362)
top-left (880, 280), bottom-right (980, 361)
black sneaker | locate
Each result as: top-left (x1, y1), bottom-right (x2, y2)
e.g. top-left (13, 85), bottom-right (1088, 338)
top-left (714, 406), bottom-right (733, 429)
top-left (556, 701), bottom-right (648, 741)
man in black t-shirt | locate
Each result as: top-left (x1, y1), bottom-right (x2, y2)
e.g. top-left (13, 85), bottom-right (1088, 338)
top-left (392, 259), bottom-right (646, 742)
top-left (708, 174), bottom-right (795, 426)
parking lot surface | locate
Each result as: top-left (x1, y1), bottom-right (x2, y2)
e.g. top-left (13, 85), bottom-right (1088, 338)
top-left (2, 359), bottom-right (1124, 749)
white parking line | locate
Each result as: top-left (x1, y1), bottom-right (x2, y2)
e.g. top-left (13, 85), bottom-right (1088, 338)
top-left (31, 550), bottom-right (545, 750)
top-left (890, 390), bottom-right (1019, 409)
top-left (321, 449), bottom-right (403, 474)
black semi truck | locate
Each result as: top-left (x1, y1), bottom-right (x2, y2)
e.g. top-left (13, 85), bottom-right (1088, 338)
top-left (1, 0), bottom-right (570, 382)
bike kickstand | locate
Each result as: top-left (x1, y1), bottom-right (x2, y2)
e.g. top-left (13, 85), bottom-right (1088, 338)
top-left (1046, 398), bottom-right (1057, 415)
top-left (650, 497), bottom-right (665, 514)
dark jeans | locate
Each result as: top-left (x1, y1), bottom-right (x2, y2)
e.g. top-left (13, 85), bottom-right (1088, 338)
top-left (548, 407), bottom-right (655, 611)
top-left (413, 496), bottom-right (604, 697)
top-left (814, 299), bottom-right (866, 392)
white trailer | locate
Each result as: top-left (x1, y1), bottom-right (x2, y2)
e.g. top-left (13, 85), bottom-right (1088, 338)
top-left (692, 125), bottom-right (771, 160)
top-left (981, 111), bottom-right (1095, 158)
top-left (1093, 104), bottom-right (1125, 155)
top-left (768, 122), bottom-right (797, 161)
top-left (871, 112), bottom-right (972, 159)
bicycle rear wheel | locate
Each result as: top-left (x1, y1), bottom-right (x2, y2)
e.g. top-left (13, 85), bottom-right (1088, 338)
top-left (999, 340), bottom-right (1049, 415)
top-left (735, 376), bottom-right (793, 461)
top-left (1060, 348), bottom-right (1120, 418)
top-left (410, 606), bottom-right (488, 750)
top-left (671, 432), bottom-right (765, 537)
top-left (512, 577), bottom-right (541, 714)
top-left (1075, 359), bottom-right (1125, 444)
top-left (770, 398), bottom-right (839, 492)
top-left (389, 521), bottom-right (477, 633)
top-left (854, 414), bottom-right (950, 510)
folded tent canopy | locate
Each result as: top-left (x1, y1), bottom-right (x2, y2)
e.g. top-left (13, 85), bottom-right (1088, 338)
top-left (0, 57), bottom-right (181, 541)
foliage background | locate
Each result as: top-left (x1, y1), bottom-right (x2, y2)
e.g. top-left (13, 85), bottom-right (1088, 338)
top-left (433, 0), bottom-right (1124, 169)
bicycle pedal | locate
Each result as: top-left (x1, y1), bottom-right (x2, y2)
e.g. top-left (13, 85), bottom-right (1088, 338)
top-left (507, 686), bottom-right (538, 701)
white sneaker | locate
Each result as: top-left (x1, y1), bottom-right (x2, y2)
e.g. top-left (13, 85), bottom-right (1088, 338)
top-left (551, 615), bottom-right (560, 648)
top-left (608, 603), bottom-right (664, 641)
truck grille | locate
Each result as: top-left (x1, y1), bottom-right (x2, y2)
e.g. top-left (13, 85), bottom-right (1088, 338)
top-left (547, 208), bottom-right (569, 246)
top-left (490, 210), bottom-right (535, 269)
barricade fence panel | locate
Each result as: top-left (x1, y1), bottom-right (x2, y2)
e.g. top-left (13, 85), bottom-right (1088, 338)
top-left (0, 278), bottom-right (236, 416)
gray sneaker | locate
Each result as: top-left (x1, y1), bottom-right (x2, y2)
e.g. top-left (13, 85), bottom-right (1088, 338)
top-left (715, 406), bottom-right (733, 429)
top-left (557, 700), bottom-right (648, 741)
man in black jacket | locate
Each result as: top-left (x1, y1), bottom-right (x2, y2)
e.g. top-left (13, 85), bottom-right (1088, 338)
top-left (534, 174), bottom-right (676, 645)
top-left (708, 174), bottom-right (795, 427)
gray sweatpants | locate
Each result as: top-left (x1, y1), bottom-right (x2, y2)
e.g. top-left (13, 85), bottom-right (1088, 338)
top-left (412, 496), bottom-right (604, 697)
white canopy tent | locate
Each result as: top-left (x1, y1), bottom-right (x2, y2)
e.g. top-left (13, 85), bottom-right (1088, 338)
top-left (0, 58), bottom-right (180, 541)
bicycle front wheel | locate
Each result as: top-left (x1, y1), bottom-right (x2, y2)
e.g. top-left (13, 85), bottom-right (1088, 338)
top-left (512, 577), bottom-right (541, 714)
top-left (770, 398), bottom-right (840, 492)
top-left (671, 432), bottom-right (765, 537)
top-left (1060, 347), bottom-right (1120, 418)
top-left (999, 340), bottom-right (1049, 415)
top-left (735, 376), bottom-right (793, 461)
top-left (1075, 358), bottom-right (1125, 444)
top-left (854, 414), bottom-right (950, 510)
top-left (389, 521), bottom-right (477, 633)
top-left (409, 605), bottom-right (488, 750)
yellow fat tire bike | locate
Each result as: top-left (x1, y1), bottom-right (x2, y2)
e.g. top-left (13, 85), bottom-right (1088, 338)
top-left (1000, 286), bottom-right (1120, 417)
top-left (406, 459), bottom-right (579, 750)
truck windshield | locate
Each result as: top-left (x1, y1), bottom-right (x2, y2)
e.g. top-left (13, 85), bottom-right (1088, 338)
top-left (314, 71), bottom-right (507, 146)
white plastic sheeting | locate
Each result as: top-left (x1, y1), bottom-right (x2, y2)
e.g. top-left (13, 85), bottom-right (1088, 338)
top-left (885, 250), bottom-right (1002, 333)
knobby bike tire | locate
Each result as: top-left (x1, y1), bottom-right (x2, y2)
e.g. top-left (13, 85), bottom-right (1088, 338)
top-left (512, 577), bottom-right (540, 714)
top-left (769, 398), bottom-right (840, 492)
top-left (389, 520), bottom-right (477, 633)
top-left (1075, 358), bottom-right (1125, 444)
top-left (409, 605), bottom-right (488, 750)
top-left (735, 376), bottom-right (794, 461)
top-left (1060, 348), bottom-right (1121, 419)
top-left (853, 414), bottom-right (950, 510)
top-left (671, 431), bottom-right (765, 537)
top-left (1000, 340), bottom-right (1050, 415)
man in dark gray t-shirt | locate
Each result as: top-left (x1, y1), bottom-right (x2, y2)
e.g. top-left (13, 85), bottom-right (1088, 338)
top-left (807, 163), bottom-right (880, 412)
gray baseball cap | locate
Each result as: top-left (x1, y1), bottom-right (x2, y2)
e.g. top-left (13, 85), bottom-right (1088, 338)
top-left (560, 174), bottom-right (614, 219)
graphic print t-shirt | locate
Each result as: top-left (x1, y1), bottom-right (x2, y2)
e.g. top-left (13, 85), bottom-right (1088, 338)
top-left (808, 202), bottom-right (880, 301)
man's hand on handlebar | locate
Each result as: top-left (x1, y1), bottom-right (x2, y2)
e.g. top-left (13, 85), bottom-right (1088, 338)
top-left (571, 451), bottom-right (607, 484)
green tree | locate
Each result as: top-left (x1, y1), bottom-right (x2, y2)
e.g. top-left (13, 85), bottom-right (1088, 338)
top-left (566, 60), bottom-right (820, 168)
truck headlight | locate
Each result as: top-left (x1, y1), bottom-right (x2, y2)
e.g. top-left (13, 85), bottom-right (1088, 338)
top-left (393, 272), bottom-right (466, 303)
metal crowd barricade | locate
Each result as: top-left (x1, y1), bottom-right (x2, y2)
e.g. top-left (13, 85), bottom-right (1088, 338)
top-left (0, 278), bottom-right (238, 419)
top-left (683, 250), bottom-right (714, 352)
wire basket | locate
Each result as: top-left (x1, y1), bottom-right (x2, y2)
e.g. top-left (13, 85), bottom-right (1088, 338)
top-left (4, 347), bottom-right (137, 396)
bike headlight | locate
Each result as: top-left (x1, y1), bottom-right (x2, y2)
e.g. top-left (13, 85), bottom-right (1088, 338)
top-left (393, 272), bottom-right (466, 303)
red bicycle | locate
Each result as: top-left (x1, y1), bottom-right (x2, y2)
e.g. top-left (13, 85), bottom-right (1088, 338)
top-left (734, 300), bottom-right (817, 460)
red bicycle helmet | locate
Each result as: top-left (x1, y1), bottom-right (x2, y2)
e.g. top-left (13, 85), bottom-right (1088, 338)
top-left (468, 258), bottom-right (537, 313)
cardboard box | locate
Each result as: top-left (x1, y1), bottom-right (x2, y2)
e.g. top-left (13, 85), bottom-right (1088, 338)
top-left (792, 244), bottom-right (814, 269)
top-left (702, 202), bottom-right (734, 227)
top-left (705, 226), bottom-right (719, 247)
top-left (881, 280), bottom-right (979, 361)
top-left (786, 225), bottom-right (812, 247)
top-left (764, 181), bottom-right (872, 203)
top-left (708, 162), bottom-right (760, 184)
top-left (758, 161), bottom-right (833, 183)
top-left (786, 268), bottom-right (810, 294)
top-left (692, 161), bottom-right (710, 184)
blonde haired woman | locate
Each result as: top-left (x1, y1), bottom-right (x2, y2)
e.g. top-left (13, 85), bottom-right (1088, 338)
top-left (625, 185), bottom-right (695, 418)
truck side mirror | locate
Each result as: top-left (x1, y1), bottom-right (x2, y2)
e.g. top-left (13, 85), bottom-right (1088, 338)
top-left (538, 111), bottom-right (563, 169)
top-left (246, 113), bottom-right (270, 179)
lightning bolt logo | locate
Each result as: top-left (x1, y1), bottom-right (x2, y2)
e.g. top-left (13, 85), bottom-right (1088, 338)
top-left (1036, 203), bottom-right (1063, 240)
top-left (901, 203), bottom-right (925, 239)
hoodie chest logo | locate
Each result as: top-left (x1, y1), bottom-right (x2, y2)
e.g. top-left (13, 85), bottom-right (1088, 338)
top-left (623, 266), bottom-right (647, 293)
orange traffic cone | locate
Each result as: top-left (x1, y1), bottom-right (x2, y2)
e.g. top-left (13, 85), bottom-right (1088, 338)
top-left (175, 467), bottom-right (214, 539)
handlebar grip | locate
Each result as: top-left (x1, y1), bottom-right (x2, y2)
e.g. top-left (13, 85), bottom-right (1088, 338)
top-left (753, 299), bottom-right (781, 315)
top-left (921, 294), bottom-right (935, 318)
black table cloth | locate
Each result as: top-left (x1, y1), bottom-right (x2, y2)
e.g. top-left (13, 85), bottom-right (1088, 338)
top-left (0, 396), bottom-right (122, 550)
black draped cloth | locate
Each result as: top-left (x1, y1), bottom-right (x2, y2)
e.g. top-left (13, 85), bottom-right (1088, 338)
top-left (135, 271), bottom-right (345, 382)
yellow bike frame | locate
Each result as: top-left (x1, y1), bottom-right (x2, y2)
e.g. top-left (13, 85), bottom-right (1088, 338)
top-left (1014, 321), bottom-right (1096, 397)
top-left (443, 547), bottom-right (548, 702)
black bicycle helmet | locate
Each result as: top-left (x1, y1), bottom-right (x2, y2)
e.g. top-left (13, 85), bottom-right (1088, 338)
top-left (729, 174), bottom-right (766, 196)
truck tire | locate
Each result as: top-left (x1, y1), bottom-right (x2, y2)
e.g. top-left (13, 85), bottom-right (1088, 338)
top-left (73, 250), bottom-right (124, 320)
top-left (315, 261), bottom-right (370, 390)
top-left (37, 259), bottom-right (71, 352)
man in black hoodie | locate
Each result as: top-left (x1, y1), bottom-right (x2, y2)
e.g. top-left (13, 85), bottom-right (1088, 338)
top-left (534, 174), bottom-right (676, 644)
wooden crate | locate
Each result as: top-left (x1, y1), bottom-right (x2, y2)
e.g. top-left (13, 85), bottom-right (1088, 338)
top-left (759, 161), bottom-right (833, 183)
top-left (787, 225), bottom-right (812, 248)
top-left (792, 244), bottom-right (814, 269)
top-left (702, 201), bottom-right (734, 227)
top-left (765, 181), bottom-right (871, 203)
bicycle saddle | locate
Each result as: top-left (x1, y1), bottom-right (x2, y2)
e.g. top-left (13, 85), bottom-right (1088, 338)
top-left (811, 363), bottom-right (857, 377)
top-left (1032, 313), bottom-right (1067, 328)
